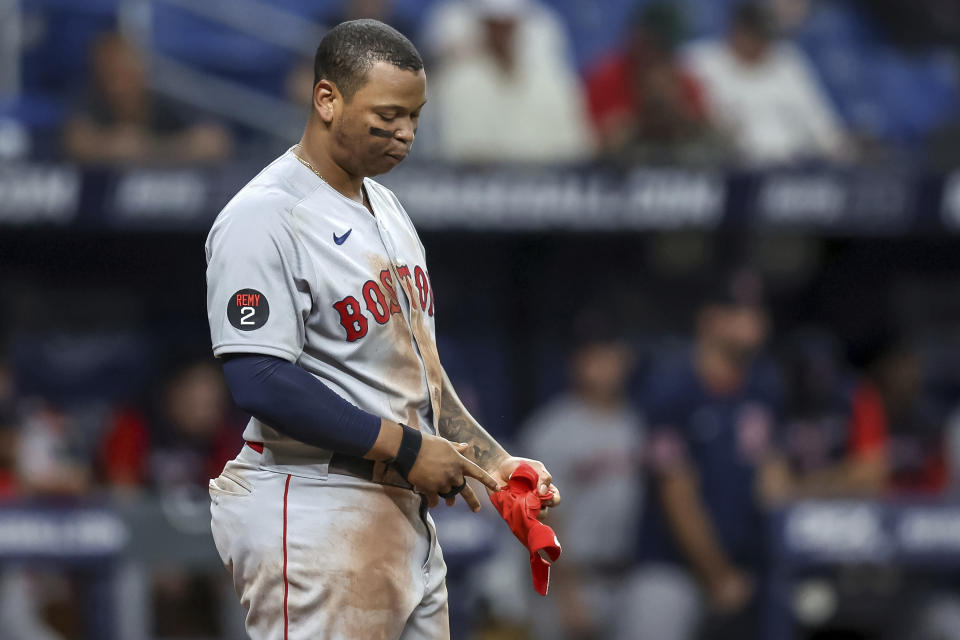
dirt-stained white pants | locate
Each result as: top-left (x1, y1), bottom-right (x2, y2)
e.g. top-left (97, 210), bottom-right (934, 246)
top-left (209, 445), bottom-right (449, 640)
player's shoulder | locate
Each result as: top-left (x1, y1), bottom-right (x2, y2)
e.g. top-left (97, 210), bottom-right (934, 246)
top-left (209, 152), bottom-right (320, 242)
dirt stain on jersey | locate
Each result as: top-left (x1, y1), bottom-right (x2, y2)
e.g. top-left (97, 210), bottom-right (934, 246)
top-left (396, 267), bottom-right (444, 432)
top-left (365, 253), bottom-right (434, 431)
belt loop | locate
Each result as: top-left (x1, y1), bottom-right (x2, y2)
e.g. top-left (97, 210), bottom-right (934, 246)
top-left (318, 453), bottom-right (331, 480)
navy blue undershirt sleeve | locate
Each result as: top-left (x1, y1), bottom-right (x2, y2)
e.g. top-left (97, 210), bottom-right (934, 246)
top-left (221, 354), bottom-right (381, 457)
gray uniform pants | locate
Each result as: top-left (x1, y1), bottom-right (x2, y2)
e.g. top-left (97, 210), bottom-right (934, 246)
top-left (210, 445), bottom-right (449, 640)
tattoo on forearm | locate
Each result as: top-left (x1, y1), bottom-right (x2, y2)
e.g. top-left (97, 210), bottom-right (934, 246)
top-left (438, 383), bottom-right (507, 472)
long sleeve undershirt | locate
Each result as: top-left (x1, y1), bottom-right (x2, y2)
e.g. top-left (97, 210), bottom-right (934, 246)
top-left (221, 354), bottom-right (381, 457)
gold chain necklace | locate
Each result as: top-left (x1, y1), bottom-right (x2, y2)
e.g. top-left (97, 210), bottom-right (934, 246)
top-left (291, 144), bottom-right (327, 183)
top-left (291, 143), bottom-right (370, 210)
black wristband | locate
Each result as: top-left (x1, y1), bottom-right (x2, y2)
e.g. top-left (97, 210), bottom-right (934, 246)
top-left (386, 424), bottom-right (422, 480)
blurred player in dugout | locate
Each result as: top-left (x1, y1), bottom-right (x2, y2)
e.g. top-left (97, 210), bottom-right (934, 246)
top-left (519, 317), bottom-right (645, 639)
top-left (623, 270), bottom-right (890, 640)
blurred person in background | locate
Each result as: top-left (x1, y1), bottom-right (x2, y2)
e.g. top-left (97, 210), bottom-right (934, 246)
top-left (98, 357), bottom-right (241, 494)
top-left (0, 357), bottom-right (16, 498)
top-left (585, 3), bottom-right (717, 164)
top-left (16, 402), bottom-right (91, 498)
top-left (864, 338), bottom-right (948, 495)
top-left (0, 412), bottom-right (15, 499)
top-left (777, 329), bottom-right (888, 499)
top-left (427, 0), bottom-right (593, 163)
top-left (685, 2), bottom-right (851, 166)
top-left (0, 354), bottom-right (71, 640)
top-left (63, 32), bottom-right (233, 166)
top-left (97, 357), bottom-right (241, 638)
top-left (625, 270), bottom-right (786, 640)
top-left (518, 321), bottom-right (645, 640)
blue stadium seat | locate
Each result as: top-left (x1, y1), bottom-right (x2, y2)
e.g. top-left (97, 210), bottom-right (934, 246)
top-left (149, 4), bottom-right (296, 95)
top-left (796, 2), bottom-right (958, 144)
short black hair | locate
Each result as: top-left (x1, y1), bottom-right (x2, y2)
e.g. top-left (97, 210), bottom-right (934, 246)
top-left (313, 19), bottom-right (423, 100)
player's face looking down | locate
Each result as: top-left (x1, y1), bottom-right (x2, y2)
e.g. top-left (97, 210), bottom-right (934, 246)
top-left (314, 61), bottom-right (426, 178)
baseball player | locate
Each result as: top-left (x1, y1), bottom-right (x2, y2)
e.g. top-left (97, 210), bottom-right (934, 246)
top-left (205, 19), bottom-right (560, 640)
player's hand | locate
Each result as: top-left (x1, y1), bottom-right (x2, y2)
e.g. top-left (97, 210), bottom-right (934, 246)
top-left (408, 434), bottom-right (501, 512)
top-left (492, 456), bottom-right (561, 520)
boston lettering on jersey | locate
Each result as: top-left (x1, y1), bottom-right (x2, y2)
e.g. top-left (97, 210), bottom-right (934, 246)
top-left (333, 265), bottom-right (434, 342)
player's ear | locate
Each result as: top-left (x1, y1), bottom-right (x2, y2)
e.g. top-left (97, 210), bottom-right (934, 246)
top-left (313, 79), bottom-right (337, 124)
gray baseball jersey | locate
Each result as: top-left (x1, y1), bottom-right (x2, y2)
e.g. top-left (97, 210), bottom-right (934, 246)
top-left (206, 148), bottom-right (450, 639)
top-left (206, 148), bottom-right (444, 463)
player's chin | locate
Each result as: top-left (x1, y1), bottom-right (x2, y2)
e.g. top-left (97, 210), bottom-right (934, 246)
top-left (368, 152), bottom-right (407, 176)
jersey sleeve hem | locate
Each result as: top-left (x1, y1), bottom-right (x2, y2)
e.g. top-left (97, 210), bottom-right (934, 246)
top-left (212, 343), bottom-right (301, 363)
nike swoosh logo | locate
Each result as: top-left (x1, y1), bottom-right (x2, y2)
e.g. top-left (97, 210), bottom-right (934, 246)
top-left (333, 229), bottom-right (352, 245)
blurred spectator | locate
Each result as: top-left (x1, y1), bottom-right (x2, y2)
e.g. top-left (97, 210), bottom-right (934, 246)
top-left (684, 2), bottom-right (852, 165)
top-left (518, 328), bottom-right (644, 640)
top-left (585, 3), bottom-right (718, 164)
top-left (15, 401), bottom-right (90, 497)
top-left (0, 409), bottom-right (15, 499)
top-left (778, 329), bottom-right (888, 498)
top-left (0, 357), bottom-right (15, 498)
top-left (427, 0), bottom-right (593, 163)
top-left (63, 32), bottom-right (232, 166)
top-left (97, 358), bottom-right (241, 494)
top-left (97, 358), bottom-right (240, 638)
top-left (0, 356), bottom-right (77, 640)
top-left (866, 339), bottom-right (948, 494)
top-left (626, 270), bottom-right (785, 640)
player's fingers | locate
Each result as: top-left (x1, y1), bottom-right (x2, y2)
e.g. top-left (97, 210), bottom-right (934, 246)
top-left (445, 495), bottom-right (457, 507)
top-left (460, 457), bottom-right (501, 492)
top-left (537, 467), bottom-right (554, 496)
top-left (459, 484), bottom-right (482, 512)
top-left (426, 492), bottom-right (440, 508)
top-left (543, 484), bottom-right (561, 508)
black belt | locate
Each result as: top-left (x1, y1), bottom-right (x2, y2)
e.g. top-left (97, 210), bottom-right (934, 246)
top-left (245, 442), bottom-right (414, 491)
top-left (330, 453), bottom-right (415, 490)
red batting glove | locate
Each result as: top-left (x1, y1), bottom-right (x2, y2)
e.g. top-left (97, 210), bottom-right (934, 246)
top-left (489, 462), bottom-right (562, 596)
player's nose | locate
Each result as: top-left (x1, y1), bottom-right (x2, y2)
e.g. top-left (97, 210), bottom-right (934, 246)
top-left (394, 120), bottom-right (415, 144)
